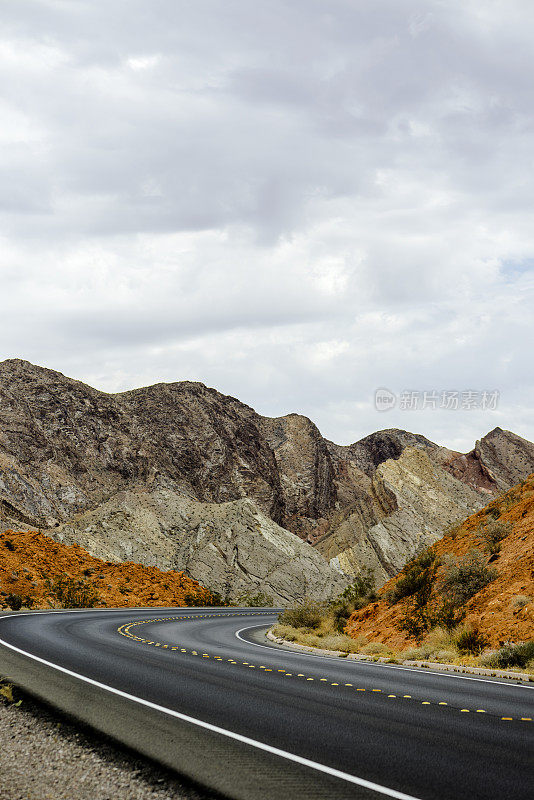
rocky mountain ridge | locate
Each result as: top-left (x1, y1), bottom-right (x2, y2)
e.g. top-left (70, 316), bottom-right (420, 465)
top-left (1, 359), bottom-right (533, 598)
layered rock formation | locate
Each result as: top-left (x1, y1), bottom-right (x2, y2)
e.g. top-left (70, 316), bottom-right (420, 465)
top-left (1, 358), bottom-right (533, 596)
top-left (317, 448), bottom-right (486, 584)
top-left (52, 490), bottom-right (347, 603)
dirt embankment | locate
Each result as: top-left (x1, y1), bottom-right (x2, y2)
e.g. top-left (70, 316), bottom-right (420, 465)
top-left (0, 529), bottom-right (214, 609)
top-left (346, 475), bottom-right (534, 648)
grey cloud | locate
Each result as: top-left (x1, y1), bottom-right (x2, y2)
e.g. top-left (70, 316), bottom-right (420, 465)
top-left (0, 0), bottom-right (533, 450)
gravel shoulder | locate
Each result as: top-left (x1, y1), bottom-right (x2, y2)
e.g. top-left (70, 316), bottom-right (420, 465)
top-left (0, 684), bottom-right (217, 800)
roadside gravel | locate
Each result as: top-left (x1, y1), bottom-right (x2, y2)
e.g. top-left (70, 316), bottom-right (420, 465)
top-left (0, 686), bottom-right (216, 800)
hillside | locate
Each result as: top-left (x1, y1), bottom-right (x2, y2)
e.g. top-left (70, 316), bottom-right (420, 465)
top-left (0, 529), bottom-right (214, 609)
top-left (345, 475), bottom-right (534, 648)
top-left (1, 359), bottom-right (534, 598)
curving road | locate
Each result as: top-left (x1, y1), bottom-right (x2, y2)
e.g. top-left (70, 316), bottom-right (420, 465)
top-left (0, 608), bottom-right (532, 800)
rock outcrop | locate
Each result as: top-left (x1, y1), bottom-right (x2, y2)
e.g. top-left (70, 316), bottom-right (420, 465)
top-left (317, 448), bottom-right (486, 583)
top-left (52, 490), bottom-right (347, 603)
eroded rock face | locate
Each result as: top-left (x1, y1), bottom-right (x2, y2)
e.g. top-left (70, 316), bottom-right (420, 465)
top-left (259, 414), bottom-right (337, 536)
top-left (0, 360), bottom-right (285, 528)
top-left (473, 428), bottom-right (534, 492)
top-left (53, 490), bottom-right (348, 603)
top-left (326, 428), bottom-right (450, 477)
top-left (317, 448), bottom-right (486, 583)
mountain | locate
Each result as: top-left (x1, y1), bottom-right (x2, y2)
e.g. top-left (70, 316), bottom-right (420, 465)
top-left (1, 359), bottom-right (533, 597)
top-left (345, 474), bottom-right (534, 648)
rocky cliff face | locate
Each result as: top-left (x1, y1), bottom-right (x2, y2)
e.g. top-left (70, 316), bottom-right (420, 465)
top-left (318, 448), bottom-right (486, 584)
top-left (1, 359), bottom-right (533, 596)
top-left (52, 490), bottom-right (347, 604)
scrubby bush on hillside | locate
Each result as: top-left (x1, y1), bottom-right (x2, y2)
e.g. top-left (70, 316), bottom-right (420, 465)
top-left (455, 627), bottom-right (488, 654)
top-left (278, 599), bottom-right (326, 629)
top-left (330, 569), bottom-right (376, 632)
top-left (387, 548), bottom-right (440, 605)
top-left (483, 640), bottom-right (534, 669)
top-left (438, 549), bottom-right (497, 606)
top-left (183, 589), bottom-right (222, 606)
top-left (479, 520), bottom-right (512, 555)
top-left (236, 591), bottom-right (274, 607)
top-left (512, 595), bottom-right (531, 609)
top-left (6, 594), bottom-right (22, 611)
top-left (44, 573), bottom-right (99, 608)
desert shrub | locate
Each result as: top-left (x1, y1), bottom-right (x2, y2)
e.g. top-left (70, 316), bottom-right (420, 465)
top-left (443, 523), bottom-right (462, 540)
top-left (338, 569), bottom-right (376, 605)
top-left (183, 591), bottom-right (217, 607)
top-left (484, 640), bottom-right (534, 669)
top-left (402, 644), bottom-right (434, 660)
top-left (433, 600), bottom-right (466, 631)
top-left (6, 594), bottom-right (22, 611)
top-left (434, 649), bottom-right (458, 662)
top-left (236, 591), bottom-right (274, 607)
top-left (278, 599), bottom-right (326, 629)
top-left (360, 642), bottom-right (392, 656)
top-left (398, 606), bottom-right (434, 641)
top-left (45, 574), bottom-right (99, 608)
top-left (387, 548), bottom-right (439, 605)
top-left (455, 627), bottom-right (488, 654)
top-left (319, 634), bottom-right (368, 654)
top-left (512, 595), bottom-right (531, 609)
top-left (438, 549), bottom-right (497, 606)
top-left (393, 549), bottom-right (441, 640)
top-left (329, 570), bottom-right (376, 632)
top-left (4, 539), bottom-right (15, 551)
top-left (479, 520), bottom-right (512, 555)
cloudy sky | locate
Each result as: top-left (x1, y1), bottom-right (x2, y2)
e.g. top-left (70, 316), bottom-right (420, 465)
top-left (1, 0), bottom-right (533, 449)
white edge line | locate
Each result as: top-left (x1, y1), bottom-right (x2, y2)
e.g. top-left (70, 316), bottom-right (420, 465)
top-left (0, 612), bottom-right (422, 800)
top-left (235, 625), bottom-right (534, 690)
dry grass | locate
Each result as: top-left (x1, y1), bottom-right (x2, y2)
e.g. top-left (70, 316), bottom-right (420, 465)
top-left (271, 623), bottom-right (369, 654)
top-left (271, 622), bottom-right (534, 675)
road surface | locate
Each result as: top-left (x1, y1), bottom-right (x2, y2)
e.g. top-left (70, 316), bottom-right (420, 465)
top-left (0, 608), bottom-right (532, 800)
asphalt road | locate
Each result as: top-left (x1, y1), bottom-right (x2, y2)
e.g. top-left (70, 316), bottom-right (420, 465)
top-left (0, 608), bottom-right (532, 800)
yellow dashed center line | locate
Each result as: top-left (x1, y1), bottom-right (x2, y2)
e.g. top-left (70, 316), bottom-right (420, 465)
top-left (115, 613), bottom-right (524, 723)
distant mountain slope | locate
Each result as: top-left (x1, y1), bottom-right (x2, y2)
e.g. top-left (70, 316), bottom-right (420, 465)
top-left (1, 359), bottom-right (533, 596)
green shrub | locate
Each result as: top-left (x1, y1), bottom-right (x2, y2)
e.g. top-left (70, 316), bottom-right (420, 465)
top-left (329, 570), bottom-right (376, 632)
top-left (439, 549), bottom-right (497, 606)
top-left (360, 642), bottom-right (392, 656)
top-left (236, 591), bottom-right (274, 607)
top-left (6, 594), bottom-right (22, 611)
top-left (455, 627), bottom-right (488, 654)
top-left (479, 521), bottom-right (512, 555)
top-left (278, 599), bottom-right (326, 629)
top-left (484, 640), bottom-right (534, 669)
top-left (434, 600), bottom-right (466, 631)
top-left (45, 574), bottom-right (99, 608)
top-left (387, 549), bottom-right (439, 605)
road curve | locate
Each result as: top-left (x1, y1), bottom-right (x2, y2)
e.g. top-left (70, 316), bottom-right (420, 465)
top-left (0, 608), bottom-right (532, 800)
